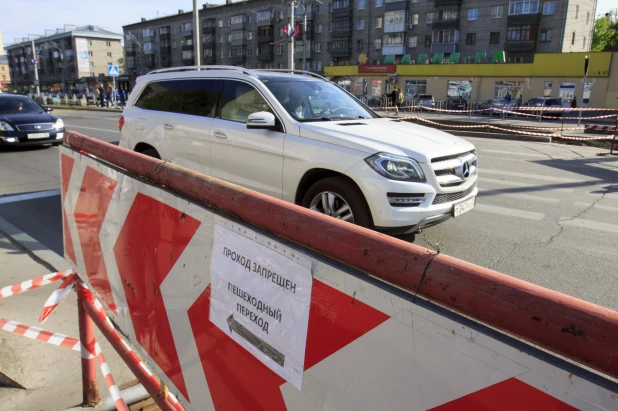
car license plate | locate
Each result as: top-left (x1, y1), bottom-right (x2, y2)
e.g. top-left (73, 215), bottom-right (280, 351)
top-left (453, 197), bottom-right (475, 217)
top-left (28, 133), bottom-right (50, 139)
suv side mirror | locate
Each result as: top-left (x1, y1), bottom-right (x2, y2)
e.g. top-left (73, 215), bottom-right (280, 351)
top-left (45, 107), bottom-right (54, 112)
top-left (247, 111), bottom-right (276, 130)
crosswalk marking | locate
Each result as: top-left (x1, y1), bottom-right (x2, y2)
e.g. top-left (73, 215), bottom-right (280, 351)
top-left (480, 149), bottom-right (550, 158)
top-left (480, 169), bottom-right (589, 183)
top-left (584, 191), bottom-right (618, 200)
top-left (559, 218), bottom-right (618, 234)
top-left (478, 188), bottom-right (560, 204)
top-left (573, 202), bottom-right (618, 213)
top-left (480, 177), bottom-right (574, 193)
top-left (474, 204), bottom-right (545, 221)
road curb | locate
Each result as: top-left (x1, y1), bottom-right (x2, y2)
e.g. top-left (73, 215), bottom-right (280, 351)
top-left (0, 216), bottom-right (70, 273)
top-left (450, 130), bottom-right (552, 143)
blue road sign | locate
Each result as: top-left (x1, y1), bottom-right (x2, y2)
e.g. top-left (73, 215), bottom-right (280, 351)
top-left (108, 65), bottom-right (120, 77)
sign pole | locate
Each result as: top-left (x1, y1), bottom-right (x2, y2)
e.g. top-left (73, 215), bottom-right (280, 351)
top-left (578, 55), bottom-right (589, 127)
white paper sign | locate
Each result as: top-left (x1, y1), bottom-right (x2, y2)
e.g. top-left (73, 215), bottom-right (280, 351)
top-left (209, 225), bottom-right (313, 389)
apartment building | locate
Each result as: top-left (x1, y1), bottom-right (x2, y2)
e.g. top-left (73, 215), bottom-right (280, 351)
top-left (0, 56), bottom-right (10, 92)
top-left (123, 0), bottom-right (595, 76)
top-left (5, 25), bottom-right (123, 91)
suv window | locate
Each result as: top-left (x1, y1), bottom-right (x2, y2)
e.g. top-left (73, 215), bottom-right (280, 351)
top-left (418, 95), bottom-right (433, 100)
top-left (220, 80), bottom-right (272, 123)
top-left (134, 79), bottom-right (219, 117)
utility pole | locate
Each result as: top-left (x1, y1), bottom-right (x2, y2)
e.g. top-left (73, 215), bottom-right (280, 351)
top-left (31, 40), bottom-right (40, 96)
top-left (193, 0), bottom-right (201, 67)
top-left (577, 55), bottom-right (589, 127)
top-left (288, 2), bottom-right (295, 70)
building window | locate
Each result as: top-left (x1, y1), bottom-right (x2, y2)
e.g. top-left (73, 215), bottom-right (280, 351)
top-left (492, 6), bottom-right (503, 18)
top-left (357, 39), bottom-right (364, 49)
top-left (106, 52), bottom-right (112, 57)
top-left (375, 0), bottom-right (383, 7)
top-left (408, 36), bottom-right (418, 47)
top-left (160, 27), bottom-right (169, 35)
top-left (437, 9), bottom-right (458, 21)
top-left (404, 80), bottom-right (427, 98)
top-left (218, 20), bottom-right (223, 27)
top-left (374, 39), bottom-right (382, 49)
top-left (586, 12), bottom-right (590, 24)
top-left (542, 2), bottom-right (555, 14)
top-left (426, 12), bottom-right (434, 23)
top-left (277, 45), bottom-right (283, 54)
top-left (489, 32), bottom-right (500, 44)
top-left (466, 33), bottom-right (476, 45)
top-left (89, 62), bottom-right (94, 67)
top-left (583, 36), bottom-right (587, 48)
top-left (219, 36), bottom-right (223, 43)
top-left (88, 51), bottom-right (93, 56)
top-left (411, 14), bottom-right (419, 25)
top-left (314, 61), bottom-right (322, 71)
top-left (385, 10), bottom-right (406, 26)
top-left (359, 0), bottom-right (365, 9)
top-left (231, 15), bottom-right (243, 24)
top-left (315, 5), bottom-right (323, 14)
top-left (375, 17), bottom-right (383, 28)
top-left (468, 9), bottom-right (479, 20)
top-left (173, 41), bottom-right (177, 48)
top-left (575, 5), bottom-right (579, 18)
top-left (314, 42), bottom-right (322, 52)
top-left (571, 31), bottom-right (575, 45)
top-left (88, 40), bottom-right (92, 46)
top-left (544, 81), bottom-right (552, 97)
top-left (507, 25), bottom-right (534, 41)
top-left (383, 33), bottom-right (404, 46)
top-left (357, 19), bottom-right (365, 30)
top-left (333, 0), bottom-right (349, 10)
top-left (425, 36), bottom-right (431, 46)
top-left (508, 0), bottom-right (539, 15)
top-left (247, 31), bottom-right (253, 40)
top-left (432, 29), bottom-right (458, 44)
top-left (540, 29), bottom-right (552, 41)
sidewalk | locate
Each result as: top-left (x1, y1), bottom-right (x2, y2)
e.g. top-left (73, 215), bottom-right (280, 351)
top-left (0, 220), bottom-right (134, 410)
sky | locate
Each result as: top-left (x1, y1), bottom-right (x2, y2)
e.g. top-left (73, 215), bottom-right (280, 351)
top-left (1, 0), bottom-right (616, 48)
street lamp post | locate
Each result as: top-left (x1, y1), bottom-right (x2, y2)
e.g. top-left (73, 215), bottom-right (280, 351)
top-left (577, 55), bottom-right (589, 127)
top-left (44, 41), bottom-right (66, 94)
top-left (31, 40), bottom-right (40, 96)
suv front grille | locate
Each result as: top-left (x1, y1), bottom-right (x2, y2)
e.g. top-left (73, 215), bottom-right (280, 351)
top-left (430, 150), bottom-right (478, 187)
top-left (432, 184), bottom-right (476, 205)
top-left (16, 123), bottom-right (54, 131)
top-left (431, 150), bottom-right (475, 163)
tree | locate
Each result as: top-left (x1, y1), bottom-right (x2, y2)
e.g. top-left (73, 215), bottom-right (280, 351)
top-left (592, 10), bottom-right (618, 52)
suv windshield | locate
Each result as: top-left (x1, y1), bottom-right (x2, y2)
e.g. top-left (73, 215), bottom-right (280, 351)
top-left (0, 97), bottom-right (45, 114)
top-left (263, 79), bottom-right (377, 122)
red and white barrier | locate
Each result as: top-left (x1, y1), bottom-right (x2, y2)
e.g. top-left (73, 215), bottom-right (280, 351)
top-left (57, 131), bottom-right (618, 410)
top-left (39, 273), bottom-right (76, 323)
top-left (0, 269), bottom-right (72, 299)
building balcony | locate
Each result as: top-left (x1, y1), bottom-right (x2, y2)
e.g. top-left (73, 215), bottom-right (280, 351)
top-left (507, 13), bottom-right (540, 25)
top-left (504, 39), bottom-right (536, 52)
top-left (160, 33), bottom-right (171, 40)
top-left (382, 45), bottom-right (406, 55)
top-left (296, 50), bottom-right (312, 59)
top-left (385, 0), bottom-right (408, 10)
top-left (257, 17), bottom-right (274, 27)
top-left (181, 29), bottom-right (194, 37)
top-left (231, 55), bottom-right (246, 63)
top-left (143, 35), bottom-right (155, 42)
top-left (432, 19), bottom-right (460, 30)
top-left (231, 22), bottom-right (247, 30)
top-left (431, 43), bottom-right (458, 54)
top-left (257, 52), bottom-right (274, 61)
top-left (332, 7), bottom-right (352, 17)
top-left (182, 42), bottom-right (195, 50)
top-left (384, 23), bottom-right (406, 33)
top-left (258, 33), bottom-right (274, 43)
top-left (231, 38), bottom-right (246, 46)
top-left (434, 0), bottom-right (461, 5)
top-left (330, 47), bottom-right (352, 57)
top-left (202, 26), bottom-right (216, 35)
top-left (143, 44), bottom-right (158, 54)
top-left (203, 55), bottom-right (215, 64)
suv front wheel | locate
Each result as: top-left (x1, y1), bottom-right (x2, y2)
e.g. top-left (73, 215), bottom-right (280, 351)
top-left (302, 177), bottom-right (373, 229)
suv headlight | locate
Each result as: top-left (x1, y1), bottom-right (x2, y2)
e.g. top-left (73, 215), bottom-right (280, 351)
top-left (365, 153), bottom-right (425, 182)
top-left (53, 119), bottom-right (64, 130)
top-left (0, 122), bottom-right (15, 131)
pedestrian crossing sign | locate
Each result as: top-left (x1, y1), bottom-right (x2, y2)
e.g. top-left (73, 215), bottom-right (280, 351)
top-left (108, 65), bottom-right (119, 77)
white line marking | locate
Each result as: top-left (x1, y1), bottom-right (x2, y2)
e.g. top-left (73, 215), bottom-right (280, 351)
top-left (474, 204), bottom-right (545, 220)
top-left (480, 169), bottom-right (589, 183)
top-left (585, 191), bottom-right (618, 200)
top-left (559, 218), bottom-right (618, 234)
top-left (478, 188), bottom-right (560, 204)
top-left (66, 125), bottom-right (119, 133)
top-left (480, 149), bottom-right (549, 158)
top-left (480, 177), bottom-right (574, 193)
top-left (0, 189), bottom-right (60, 204)
top-left (574, 202), bottom-right (618, 213)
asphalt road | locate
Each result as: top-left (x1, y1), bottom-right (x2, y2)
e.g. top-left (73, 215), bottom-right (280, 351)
top-left (1, 109), bottom-right (617, 311)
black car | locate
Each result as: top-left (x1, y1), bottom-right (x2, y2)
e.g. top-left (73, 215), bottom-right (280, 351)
top-left (0, 95), bottom-right (65, 147)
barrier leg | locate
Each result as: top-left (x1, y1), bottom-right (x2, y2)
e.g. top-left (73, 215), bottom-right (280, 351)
top-left (611, 116), bottom-right (617, 155)
top-left (77, 285), bottom-right (100, 406)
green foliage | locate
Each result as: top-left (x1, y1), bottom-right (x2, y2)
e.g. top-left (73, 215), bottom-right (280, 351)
top-left (592, 10), bottom-right (618, 52)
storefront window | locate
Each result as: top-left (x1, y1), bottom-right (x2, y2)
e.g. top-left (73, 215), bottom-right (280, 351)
top-left (543, 81), bottom-right (552, 97)
top-left (404, 80), bottom-right (427, 98)
top-left (371, 79), bottom-right (382, 97)
top-left (334, 78), bottom-right (351, 91)
top-left (583, 81), bottom-right (592, 105)
top-left (558, 82), bottom-right (576, 102)
top-left (447, 80), bottom-right (472, 99)
top-left (350, 78), bottom-right (367, 96)
top-left (494, 81), bottom-right (522, 101)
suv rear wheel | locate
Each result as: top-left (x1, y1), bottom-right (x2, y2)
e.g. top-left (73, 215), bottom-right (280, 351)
top-left (139, 147), bottom-right (160, 159)
top-left (302, 177), bottom-right (373, 229)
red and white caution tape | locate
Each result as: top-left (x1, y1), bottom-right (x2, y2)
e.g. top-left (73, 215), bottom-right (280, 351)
top-left (516, 106), bottom-right (618, 112)
top-left (94, 341), bottom-right (130, 411)
top-left (487, 125), bottom-right (554, 137)
top-left (77, 280), bottom-right (184, 411)
top-left (555, 135), bottom-right (618, 141)
top-left (0, 269), bottom-right (73, 299)
top-left (0, 317), bottom-right (94, 359)
top-left (39, 273), bottom-right (77, 324)
top-left (413, 117), bottom-right (488, 129)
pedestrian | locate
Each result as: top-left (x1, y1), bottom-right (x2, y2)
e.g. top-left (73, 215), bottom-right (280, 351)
top-left (98, 83), bottom-right (105, 107)
top-left (389, 86), bottom-right (399, 115)
top-left (106, 85), bottom-right (113, 108)
top-left (570, 96), bottom-right (577, 108)
top-left (504, 92), bottom-right (512, 104)
top-left (118, 86), bottom-right (126, 107)
top-left (94, 86), bottom-right (100, 107)
top-left (397, 88), bottom-right (404, 114)
top-left (517, 94), bottom-right (523, 107)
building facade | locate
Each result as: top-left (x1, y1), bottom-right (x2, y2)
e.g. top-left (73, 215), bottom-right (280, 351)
top-left (122, 0), bottom-right (595, 77)
top-left (5, 25), bottom-right (123, 92)
top-left (0, 56), bottom-right (10, 92)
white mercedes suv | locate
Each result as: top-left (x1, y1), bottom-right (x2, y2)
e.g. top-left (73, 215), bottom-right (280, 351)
top-left (119, 67), bottom-right (477, 238)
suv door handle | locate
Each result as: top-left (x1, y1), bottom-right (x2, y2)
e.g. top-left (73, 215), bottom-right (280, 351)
top-left (213, 131), bottom-right (227, 139)
top-left (162, 123), bottom-right (173, 129)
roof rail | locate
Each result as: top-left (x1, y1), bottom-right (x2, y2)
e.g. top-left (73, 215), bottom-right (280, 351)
top-left (252, 69), bottom-right (329, 81)
top-left (147, 65), bottom-right (257, 77)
